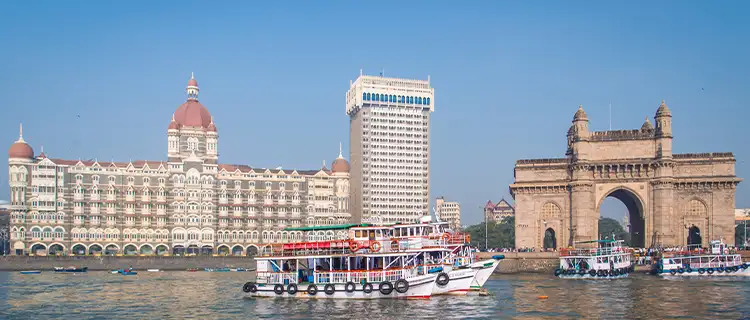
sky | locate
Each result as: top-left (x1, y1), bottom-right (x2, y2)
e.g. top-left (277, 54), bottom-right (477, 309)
top-left (0, 1), bottom-right (748, 225)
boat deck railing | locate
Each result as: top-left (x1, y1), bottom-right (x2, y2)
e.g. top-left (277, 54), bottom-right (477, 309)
top-left (259, 238), bottom-right (462, 257)
top-left (256, 268), bottom-right (422, 285)
top-left (561, 247), bottom-right (629, 257)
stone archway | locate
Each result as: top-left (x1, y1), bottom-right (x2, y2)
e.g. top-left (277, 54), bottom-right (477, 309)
top-left (597, 187), bottom-right (646, 248)
top-left (510, 101), bottom-right (741, 248)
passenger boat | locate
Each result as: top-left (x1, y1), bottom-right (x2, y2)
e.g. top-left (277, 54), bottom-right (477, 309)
top-left (186, 268), bottom-right (200, 272)
top-left (112, 268), bottom-right (137, 275)
top-left (465, 256), bottom-right (505, 291)
top-left (205, 267), bottom-right (230, 272)
top-left (19, 270), bottom-right (42, 275)
top-left (54, 267), bottom-right (88, 273)
top-left (241, 224), bottom-right (452, 299)
top-left (554, 238), bottom-right (634, 279)
top-left (653, 240), bottom-right (750, 277)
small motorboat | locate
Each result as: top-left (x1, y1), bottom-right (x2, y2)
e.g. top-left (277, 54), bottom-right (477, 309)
top-left (54, 267), bottom-right (88, 273)
top-left (20, 270), bottom-right (42, 275)
top-left (115, 268), bottom-right (137, 275)
top-left (186, 268), bottom-right (199, 272)
top-left (110, 270), bottom-right (120, 274)
top-left (204, 268), bottom-right (230, 272)
top-left (147, 269), bottom-right (161, 272)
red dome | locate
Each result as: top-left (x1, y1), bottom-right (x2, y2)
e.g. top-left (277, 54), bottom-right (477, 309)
top-left (331, 158), bottom-right (350, 173)
top-left (173, 100), bottom-right (212, 128)
top-left (8, 141), bottom-right (33, 159)
top-left (168, 119), bottom-right (180, 130)
top-left (206, 122), bottom-right (217, 132)
top-left (188, 78), bottom-right (198, 87)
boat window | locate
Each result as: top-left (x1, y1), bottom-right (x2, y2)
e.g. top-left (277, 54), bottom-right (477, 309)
top-left (355, 230), bottom-right (362, 238)
top-left (394, 228), bottom-right (400, 237)
top-left (369, 230), bottom-right (375, 239)
top-left (376, 230), bottom-right (382, 238)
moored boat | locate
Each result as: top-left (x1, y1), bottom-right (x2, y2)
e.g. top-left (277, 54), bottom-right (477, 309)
top-left (187, 268), bottom-right (199, 272)
top-left (147, 269), bottom-right (161, 272)
top-left (54, 267), bottom-right (88, 273)
top-left (653, 240), bottom-right (750, 277)
top-left (19, 270), bottom-right (42, 275)
top-left (466, 256), bottom-right (505, 291)
top-left (554, 238), bottom-right (633, 279)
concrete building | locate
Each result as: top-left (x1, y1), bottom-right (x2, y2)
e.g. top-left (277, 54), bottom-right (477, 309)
top-left (345, 71), bottom-right (435, 224)
top-left (510, 101), bottom-right (741, 249)
top-left (6, 75), bottom-right (351, 256)
top-left (435, 196), bottom-right (461, 230)
top-left (484, 199), bottom-right (515, 222)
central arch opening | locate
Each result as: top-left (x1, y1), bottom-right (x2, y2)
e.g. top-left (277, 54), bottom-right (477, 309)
top-left (687, 226), bottom-right (702, 247)
top-left (599, 188), bottom-right (646, 248)
top-left (543, 228), bottom-right (557, 249)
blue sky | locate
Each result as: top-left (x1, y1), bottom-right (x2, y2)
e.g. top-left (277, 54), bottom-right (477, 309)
top-left (0, 1), bottom-right (747, 224)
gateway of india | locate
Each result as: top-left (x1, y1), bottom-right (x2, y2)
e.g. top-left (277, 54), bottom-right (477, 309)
top-left (510, 101), bottom-right (741, 249)
top-left (6, 75), bottom-right (352, 256)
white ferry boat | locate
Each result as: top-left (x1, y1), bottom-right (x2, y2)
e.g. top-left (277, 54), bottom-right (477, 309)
top-left (653, 240), bottom-right (750, 277)
top-left (554, 238), bottom-right (633, 279)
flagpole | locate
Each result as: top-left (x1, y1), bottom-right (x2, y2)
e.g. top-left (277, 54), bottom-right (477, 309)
top-left (609, 101), bottom-right (612, 130)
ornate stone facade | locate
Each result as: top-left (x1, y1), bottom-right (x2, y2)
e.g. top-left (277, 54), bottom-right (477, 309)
top-left (7, 75), bottom-right (351, 256)
top-left (510, 101), bottom-right (741, 249)
top-left (484, 199), bottom-right (515, 222)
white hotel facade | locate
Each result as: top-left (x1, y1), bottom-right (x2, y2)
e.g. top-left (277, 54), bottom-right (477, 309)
top-left (345, 71), bottom-right (434, 224)
top-left (6, 75), bottom-right (352, 256)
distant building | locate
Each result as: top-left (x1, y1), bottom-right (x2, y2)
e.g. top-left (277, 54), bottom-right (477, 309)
top-left (484, 199), bottom-right (515, 222)
top-left (435, 197), bottom-right (461, 230)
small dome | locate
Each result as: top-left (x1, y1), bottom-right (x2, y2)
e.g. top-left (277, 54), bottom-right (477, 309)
top-left (8, 124), bottom-right (34, 159)
top-left (188, 78), bottom-right (198, 87)
top-left (331, 157), bottom-right (350, 173)
top-left (173, 100), bottom-right (212, 128)
top-left (655, 100), bottom-right (671, 117)
top-left (206, 121), bottom-right (217, 132)
top-left (168, 118), bottom-right (180, 130)
top-left (573, 105), bottom-right (588, 121)
top-left (9, 141), bottom-right (33, 159)
top-left (641, 117), bottom-right (654, 131)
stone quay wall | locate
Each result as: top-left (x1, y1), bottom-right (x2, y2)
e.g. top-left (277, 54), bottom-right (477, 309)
top-left (477, 252), bottom-right (559, 274)
top-left (0, 256), bottom-right (257, 271)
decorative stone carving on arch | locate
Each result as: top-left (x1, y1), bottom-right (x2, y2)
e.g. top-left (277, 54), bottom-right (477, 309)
top-left (685, 198), bottom-right (708, 217)
top-left (540, 202), bottom-right (562, 220)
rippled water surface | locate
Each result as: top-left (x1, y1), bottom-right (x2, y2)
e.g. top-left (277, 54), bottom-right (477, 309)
top-left (1, 272), bottom-right (749, 319)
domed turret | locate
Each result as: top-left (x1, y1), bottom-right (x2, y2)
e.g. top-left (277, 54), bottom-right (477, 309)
top-left (173, 73), bottom-right (212, 129)
top-left (331, 143), bottom-right (350, 173)
top-left (641, 116), bottom-right (654, 131)
top-left (8, 124), bottom-right (34, 160)
top-left (206, 117), bottom-right (217, 132)
top-left (573, 105), bottom-right (588, 121)
top-left (655, 100), bottom-right (671, 118)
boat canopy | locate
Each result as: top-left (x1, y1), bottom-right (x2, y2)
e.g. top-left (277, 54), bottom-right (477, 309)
top-left (575, 239), bottom-right (618, 244)
top-left (283, 223), bottom-right (370, 232)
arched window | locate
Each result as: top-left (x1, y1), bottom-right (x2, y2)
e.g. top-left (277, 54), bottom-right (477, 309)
top-left (362, 92), bottom-right (366, 100)
top-left (426, 97), bottom-right (430, 105)
top-left (541, 202), bottom-right (562, 220)
top-left (687, 200), bottom-right (707, 216)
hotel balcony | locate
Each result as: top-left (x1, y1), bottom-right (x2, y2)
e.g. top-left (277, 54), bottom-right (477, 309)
top-left (74, 207), bottom-right (84, 214)
top-left (156, 208), bottom-right (166, 215)
top-left (125, 208), bottom-right (135, 215)
top-left (218, 211), bottom-right (228, 217)
top-left (141, 196), bottom-right (151, 202)
top-left (74, 194), bottom-right (84, 201)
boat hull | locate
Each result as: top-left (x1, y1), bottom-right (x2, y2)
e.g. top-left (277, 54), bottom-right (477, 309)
top-left (247, 274), bottom-right (437, 299)
top-left (557, 273), bottom-right (629, 280)
top-left (20, 271), bottom-right (41, 275)
top-left (468, 259), bottom-right (501, 291)
top-left (656, 266), bottom-right (750, 277)
top-left (433, 268), bottom-right (478, 295)
top-left (54, 267), bottom-right (88, 273)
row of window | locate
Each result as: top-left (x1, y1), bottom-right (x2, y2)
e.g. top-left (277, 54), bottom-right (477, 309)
top-left (363, 93), bottom-right (431, 106)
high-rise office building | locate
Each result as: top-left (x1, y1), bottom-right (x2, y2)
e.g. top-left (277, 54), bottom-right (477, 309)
top-left (345, 71), bottom-right (434, 224)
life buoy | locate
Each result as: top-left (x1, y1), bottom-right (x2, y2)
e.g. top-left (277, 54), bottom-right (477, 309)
top-left (307, 284), bottom-right (318, 295)
top-left (698, 268), bottom-right (705, 274)
top-left (287, 283), bottom-right (298, 295)
top-left (274, 284), bottom-right (284, 295)
top-left (686, 267), bottom-right (693, 273)
top-left (554, 269), bottom-right (562, 276)
top-left (707, 268), bottom-right (714, 274)
top-left (324, 283), bottom-right (335, 295)
top-left (718, 267), bottom-right (725, 273)
top-left (669, 269), bottom-right (676, 275)
top-left (465, 234), bottom-right (471, 243)
top-left (436, 272), bottom-right (450, 286)
top-left (242, 282), bottom-right (257, 293)
top-left (395, 279), bottom-right (409, 293)
top-left (371, 242), bottom-right (382, 252)
top-left (349, 241), bottom-right (360, 253)
top-left (677, 267), bottom-right (684, 274)
top-left (609, 270), bottom-right (615, 277)
top-left (578, 269), bottom-right (585, 276)
top-left (345, 282), bottom-right (356, 293)
top-left (363, 283), bottom-right (374, 294)
top-left (379, 281), bottom-right (394, 295)
top-left (441, 233), bottom-right (452, 242)
top-left (724, 249), bottom-right (729, 254)
top-left (588, 269), bottom-right (596, 276)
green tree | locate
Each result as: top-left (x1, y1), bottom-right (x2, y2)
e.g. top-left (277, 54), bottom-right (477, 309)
top-left (598, 217), bottom-right (629, 244)
top-left (464, 216), bottom-right (515, 250)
